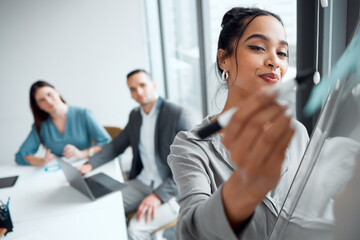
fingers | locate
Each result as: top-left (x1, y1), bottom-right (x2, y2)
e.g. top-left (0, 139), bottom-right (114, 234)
top-left (152, 205), bottom-right (156, 220)
top-left (137, 205), bottom-right (155, 223)
top-left (225, 103), bottom-right (286, 167)
top-left (62, 144), bottom-right (78, 158)
top-left (265, 126), bottom-right (295, 170)
top-left (47, 152), bottom-right (55, 160)
top-left (136, 203), bottom-right (147, 222)
top-left (62, 144), bottom-right (70, 152)
top-left (136, 201), bottom-right (159, 223)
top-left (236, 87), bottom-right (280, 120)
top-left (146, 206), bottom-right (153, 223)
top-left (62, 145), bottom-right (71, 155)
top-left (246, 104), bottom-right (287, 150)
top-left (43, 149), bottom-right (54, 163)
top-left (222, 91), bottom-right (296, 193)
top-left (135, 194), bottom-right (161, 223)
top-left (245, 110), bottom-right (293, 172)
top-left (222, 89), bottom-right (279, 148)
top-left (45, 149), bottom-right (51, 157)
top-left (254, 127), bottom-right (295, 190)
top-left (77, 164), bottom-right (93, 175)
top-left (62, 145), bottom-right (70, 157)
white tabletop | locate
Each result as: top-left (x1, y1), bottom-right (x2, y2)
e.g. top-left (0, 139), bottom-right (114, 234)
top-left (0, 158), bottom-right (127, 240)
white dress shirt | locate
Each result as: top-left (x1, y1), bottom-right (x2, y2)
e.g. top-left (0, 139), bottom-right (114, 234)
top-left (137, 99), bottom-right (163, 189)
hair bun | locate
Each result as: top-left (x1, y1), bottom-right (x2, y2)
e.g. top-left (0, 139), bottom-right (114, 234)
top-left (221, 9), bottom-right (236, 28)
top-left (220, 7), bottom-right (251, 28)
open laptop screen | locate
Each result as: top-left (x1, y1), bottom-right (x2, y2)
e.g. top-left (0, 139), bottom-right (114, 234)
top-left (56, 157), bottom-right (126, 201)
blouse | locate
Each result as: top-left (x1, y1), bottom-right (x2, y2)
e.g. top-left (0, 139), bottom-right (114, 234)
top-left (15, 106), bottom-right (111, 165)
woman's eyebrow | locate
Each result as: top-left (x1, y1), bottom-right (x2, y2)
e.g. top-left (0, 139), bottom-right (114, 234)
top-left (280, 40), bottom-right (289, 47)
top-left (244, 34), bottom-right (288, 46)
top-left (244, 34), bottom-right (268, 42)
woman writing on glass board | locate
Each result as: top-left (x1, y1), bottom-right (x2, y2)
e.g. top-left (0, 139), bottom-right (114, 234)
top-left (168, 7), bottom-right (309, 239)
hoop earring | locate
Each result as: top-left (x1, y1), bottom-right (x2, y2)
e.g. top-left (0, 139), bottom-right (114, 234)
top-left (222, 70), bottom-right (229, 80)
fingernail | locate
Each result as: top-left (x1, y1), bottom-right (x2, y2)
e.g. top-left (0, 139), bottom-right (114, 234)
top-left (276, 99), bottom-right (289, 107)
top-left (289, 118), bottom-right (296, 129)
top-left (284, 108), bottom-right (293, 118)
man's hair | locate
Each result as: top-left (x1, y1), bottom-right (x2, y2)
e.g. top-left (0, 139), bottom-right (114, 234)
top-left (126, 69), bottom-right (152, 80)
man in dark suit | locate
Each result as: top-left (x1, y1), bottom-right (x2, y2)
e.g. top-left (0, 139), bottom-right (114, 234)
top-left (78, 69), bottom-right (196, 240)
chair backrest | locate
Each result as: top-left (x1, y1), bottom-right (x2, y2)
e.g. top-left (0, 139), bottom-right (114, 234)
top-left (104, 126), bottom-right (122, 139)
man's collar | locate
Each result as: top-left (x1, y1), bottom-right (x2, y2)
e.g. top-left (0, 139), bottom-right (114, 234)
top-left (140, 96), bottom-right (160, 116)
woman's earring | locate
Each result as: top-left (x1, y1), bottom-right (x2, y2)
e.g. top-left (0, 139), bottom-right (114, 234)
top-left (222, 70), bottom-right (229, 81)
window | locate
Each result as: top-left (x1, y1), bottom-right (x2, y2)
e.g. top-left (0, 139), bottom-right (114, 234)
top-left (159, 0), bottom-right (203, 116)
top-left (144, 0), bottom-right (297, 117)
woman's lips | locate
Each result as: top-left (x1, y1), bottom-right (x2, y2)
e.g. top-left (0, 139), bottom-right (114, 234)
top-left (259, 73), bottom-right (279, 84)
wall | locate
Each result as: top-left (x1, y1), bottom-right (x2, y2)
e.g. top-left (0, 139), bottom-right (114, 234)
top-left (0, 0), bottom-right (148, 165)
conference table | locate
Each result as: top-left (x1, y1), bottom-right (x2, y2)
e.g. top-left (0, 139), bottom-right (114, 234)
top-left (0, 158), bottom-right (127, 240)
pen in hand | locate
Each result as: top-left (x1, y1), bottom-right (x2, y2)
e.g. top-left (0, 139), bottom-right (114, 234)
top-left (197, 69), bottom-right (313, 139)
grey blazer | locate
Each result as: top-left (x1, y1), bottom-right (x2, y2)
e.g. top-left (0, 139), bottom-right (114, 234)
top-left (89, 97), bottom-right (195, 202)
top-left (168, 116), bottom-right (309, 240)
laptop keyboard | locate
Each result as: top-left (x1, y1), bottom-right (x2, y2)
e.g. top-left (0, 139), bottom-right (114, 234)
top-left (84, 177), bottom-right (111, 198)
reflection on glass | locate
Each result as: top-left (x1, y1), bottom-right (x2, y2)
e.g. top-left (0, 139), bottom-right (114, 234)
top-left (269, 73), bottom-right (360, 240)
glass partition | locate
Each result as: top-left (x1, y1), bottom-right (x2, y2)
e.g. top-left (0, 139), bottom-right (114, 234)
top-left (268, 73), bottom-right (360, 240)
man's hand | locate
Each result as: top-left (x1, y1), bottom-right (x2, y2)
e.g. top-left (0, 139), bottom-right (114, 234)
top-left (76, 163), bottom-right (93, 176)
top-left (62, 144), bottom-right (85, 160)
top-left (136, 193), bottom-right (161, 223)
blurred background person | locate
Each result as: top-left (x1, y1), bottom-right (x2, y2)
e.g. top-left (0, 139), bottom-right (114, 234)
top-left (78, 69), bottom-right (196, 240)
top-left (15, 80), bottom-right (111, 165)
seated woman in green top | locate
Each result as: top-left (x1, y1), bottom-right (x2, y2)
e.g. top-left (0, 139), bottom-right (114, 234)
top-left (15, 80), bottom-right (111, 166)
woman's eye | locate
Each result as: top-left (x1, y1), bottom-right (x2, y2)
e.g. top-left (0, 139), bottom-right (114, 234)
top-left (278, 51), bottom-right (288, 57)
top-left (248, 45), bottom-right (265, 51)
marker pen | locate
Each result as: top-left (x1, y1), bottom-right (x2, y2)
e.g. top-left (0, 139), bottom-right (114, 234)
top-left (197, 69), bottom-right (313, 139)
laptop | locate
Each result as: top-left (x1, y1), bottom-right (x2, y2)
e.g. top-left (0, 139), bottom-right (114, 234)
top-left (56, 157), bottom-right (127, 201)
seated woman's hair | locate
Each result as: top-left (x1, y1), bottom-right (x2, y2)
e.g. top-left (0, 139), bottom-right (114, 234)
top-left (30, 80), bottom-right (66, 143)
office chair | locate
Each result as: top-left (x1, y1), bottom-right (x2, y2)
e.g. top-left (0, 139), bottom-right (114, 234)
top-left (103, 126), bottom-right (122, 139)
top-left (103, 126), bottom-right (126, 180)
top-left (152, 219), bottom-right (177, 240)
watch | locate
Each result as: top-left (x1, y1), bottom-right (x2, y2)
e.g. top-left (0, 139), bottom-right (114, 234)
top-left (88, 148), bottom-right (94, 158)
